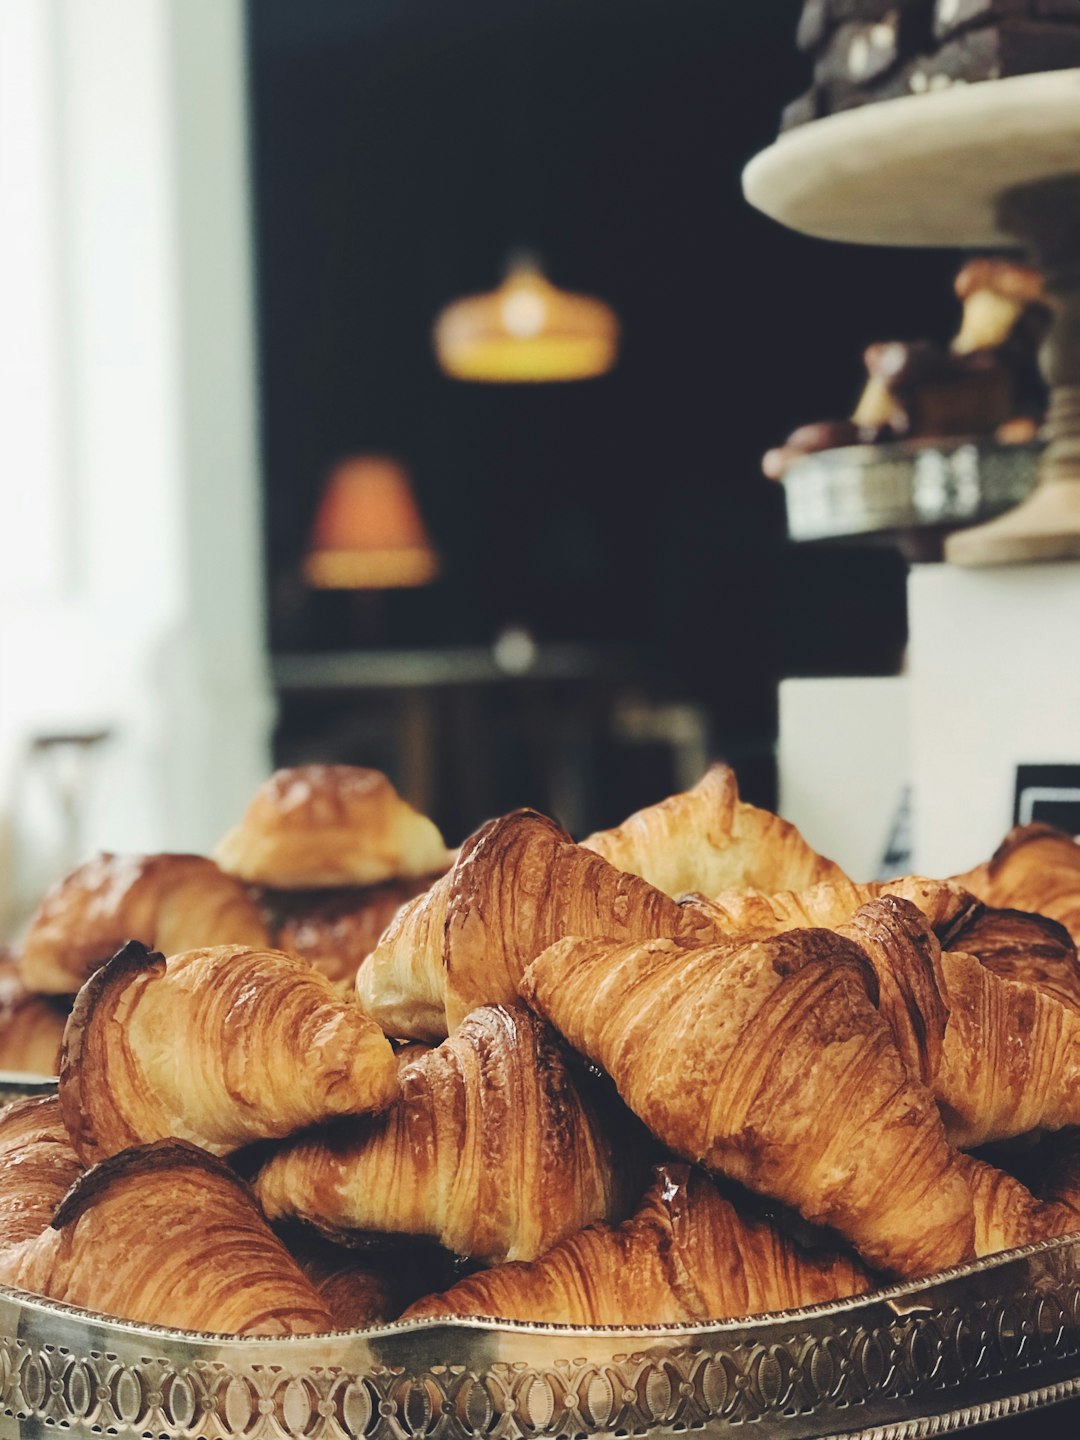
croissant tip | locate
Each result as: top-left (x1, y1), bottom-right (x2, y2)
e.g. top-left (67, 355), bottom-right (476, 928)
top-left (52, 1138), bottom-right (250, 1231)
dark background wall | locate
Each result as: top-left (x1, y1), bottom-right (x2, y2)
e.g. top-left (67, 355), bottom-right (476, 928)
top-left (247, 0), bottom-right (959, 834)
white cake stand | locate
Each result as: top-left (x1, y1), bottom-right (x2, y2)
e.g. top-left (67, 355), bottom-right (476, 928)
top-left (743, 69), bottom-right (1080, 565)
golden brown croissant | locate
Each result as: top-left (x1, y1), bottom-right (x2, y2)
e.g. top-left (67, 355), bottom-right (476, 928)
top-left (19, 853), bottom-right (270, 995)
top-left (944, 905), bottom-right (1080, 1011)
top-left (827, 897), bottom-right (1080, 1148)
top-left (520, 929), bottom-right (974, 1278)
top-left (0, 1096), bottom-right (82, 1255)
top-left (0, 956), bottom-right (69, 1075)
top-left (268, 876), bottom-right (429, 988)
top-left (60, 941), bottom-right (399, 1164)
top-left (2, 1140), bottom-right (333, 1335)
top-left (255, 1002), bottom-right (631, 1263)
top-left (581, 765), bottom-right (846, 899)
top-left (215, 765), bottom-right (452, 889)
top-left (957, 1153), bottom-right (1077, 1257)
top-left (696, 876), bottom-right (975, 944)
top-left (402, 1163), bottom-right (872, 1325)
top-left (935, 946), bottom-right (1080, 1148)
top-left (956, 823), bottom-right (1080, 947)
top-left (357, 808), bottom-right (721, 1042)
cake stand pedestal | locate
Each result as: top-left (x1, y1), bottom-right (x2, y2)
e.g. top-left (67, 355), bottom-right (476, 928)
top-left (743, 70), bottom-right (1080, 566)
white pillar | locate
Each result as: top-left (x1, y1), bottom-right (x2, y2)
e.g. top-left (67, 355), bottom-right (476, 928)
top-left (0, 0), bottom-right (271, 926)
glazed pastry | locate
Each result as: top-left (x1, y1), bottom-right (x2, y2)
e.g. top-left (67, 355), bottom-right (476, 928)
top-left (958, 1153), bottom-right (1077, 1258)
top-left (823, 897), bottom-right (1080, 1147)
top-left (936, 946), bottom-right (1080, 1147)
top-left (2, 1140), bottom-right (333, 1335)
top-left (356, 809), bottom-right (720, 1042)
top-left (215, 766), bottom-right (452, 890)
top-left (0, 956), bottom-right (69, 1075)
top-left (402, 1163), bottom-right (872, 1325)
top-left (60, 941), bottom-right (399, 1164)
top-left (581, 765), bottom-right (845, 899)
top-left (944, 906), bottom-right (1080, 1011)
top-left (520, 928), bottom-right (975, 1278)
top-left (269, 877), bottom-right (430, 988)
top-left (956, 824), bottom-right (1080, 948)
top-left (0, 1096), bottom-right (82, 1255)
top-left (19, 853), bottom-right (270, 995)
top-left (694, 875), bottom-right (975, 945)
top-left (255, 1003), bottom-right (631, 1264)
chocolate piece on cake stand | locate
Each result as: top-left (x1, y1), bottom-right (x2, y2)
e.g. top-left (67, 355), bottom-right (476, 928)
top-left (743, 67), bottom-right (1080, 565)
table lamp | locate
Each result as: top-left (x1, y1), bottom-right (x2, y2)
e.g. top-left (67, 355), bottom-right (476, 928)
top-left (303, 456), bottom-right (439, 590)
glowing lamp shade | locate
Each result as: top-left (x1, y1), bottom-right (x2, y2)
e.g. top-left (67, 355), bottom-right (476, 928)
top-left (303, 457), bottom-right (439, 590)
top-left (433, 260), bottom-right (619, 383)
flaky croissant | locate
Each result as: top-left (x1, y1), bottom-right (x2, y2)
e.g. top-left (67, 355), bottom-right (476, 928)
top-left (520, 929), bottom-right (974, 1278)
top-left (2, 1140), bottom-right (333, 1335)
top-left (581, 765), bottom-right (845, 899)
top-left (60, 941), bottom-right (399, 1164)
top-left (215, 765), bottom-right (452, 889)
top-left (695, 876), bottom-right (974, 945)
top-left (0, 957), bottom-right (68, 1075)
top-left (269, 877), bottom-right (432, 988)
top-left (825, 897), bottom-right (1080, 1148)
top-left (356, 809), bottom-right (720, 1042)
top-left (944, 905), bottom-right (1080, 1011)
top-left (956, 823), bottom-right (1080, 948)
top-left (19, 853), bottom-right (270, 995)
top-left (402, 1163), bottom-right (871, 1325)
top-left (957, 1153), bottom-right (1077, 1257)
top-left (255, 1002), bottom-right (631, 1263)
top-left (0, 1096), bottom-right (82, 1256)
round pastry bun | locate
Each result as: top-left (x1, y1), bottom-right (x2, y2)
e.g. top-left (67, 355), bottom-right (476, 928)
top-left (215, 765), bottom-right (452, 889)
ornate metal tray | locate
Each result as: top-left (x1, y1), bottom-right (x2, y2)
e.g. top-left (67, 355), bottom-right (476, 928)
top-left (781, 439), bottom-right (1040, 559)
top-left (3, 1083), bottom-right (1080, 1437)
top-left (2, 1231), bottom-right (1080, 1437)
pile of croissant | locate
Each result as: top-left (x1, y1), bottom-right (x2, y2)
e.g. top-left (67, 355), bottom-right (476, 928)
top-left (4, 760), bottom-right (1080, 1337)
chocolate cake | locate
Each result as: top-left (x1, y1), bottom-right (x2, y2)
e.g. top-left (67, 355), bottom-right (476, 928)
top-left (784, 0), bottom-right (1080, 130)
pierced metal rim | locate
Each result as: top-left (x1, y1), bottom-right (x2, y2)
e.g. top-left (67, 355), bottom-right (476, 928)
top-left (2, 1227), bottom-right (1079, 1347)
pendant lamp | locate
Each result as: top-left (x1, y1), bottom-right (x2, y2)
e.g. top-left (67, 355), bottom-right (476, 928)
top-left (303, 456), bottom-right (439, 590)
top-left (433, 256), bottom-right (619, 383)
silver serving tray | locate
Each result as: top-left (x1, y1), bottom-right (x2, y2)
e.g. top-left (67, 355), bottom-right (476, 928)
top-left (4, 1085), bottom-right (1080, 1437)
top-left (781, 439), bottom-right (1040, 556)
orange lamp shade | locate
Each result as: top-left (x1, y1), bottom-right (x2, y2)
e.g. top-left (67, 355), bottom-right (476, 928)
top-left (433, 260), bottom-right (619, 383)
top-left (303, 457), bottom-right (439, 590)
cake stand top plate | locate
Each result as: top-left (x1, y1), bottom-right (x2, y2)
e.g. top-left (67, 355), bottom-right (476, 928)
top-left (742, 68), bottom-right (1080, 248)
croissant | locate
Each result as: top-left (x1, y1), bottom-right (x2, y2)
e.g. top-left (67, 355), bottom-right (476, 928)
top-left (0, 1096), bottom-right (82, 1256)
top-left (255, 1002), bottom-right (631, 1263)
top-left (695, 876), bottom-right (975, 945)
top-left (581, 765), bottom-right (845, 899)
top-left (956, 823), bottom-right (1080, 947)
top-left (2, 1140), bottom-right (333, 1335)
top-left (957, 1153), bottom-right (1077, 1257)
top-left (215, 765), bottom-right (452, 890)
top-left (0, 956), bottom-right (68, 1075)
top-left (935, 946), bottom-right (1080, 1148)
top-left (827, 897), bottom-right (1080, 1148)
top-left (520, 929), bottom-right (975, 1278)
top-left (402, 1163), bottom-right (871, 1325)
top-left (269, 877), bottom-right (432, 987)
top-left (944, 905), bottom-right (1080, 1011)
top-left (19, 853), bottom-right (270, 995)
top-left (60, 941), bottom-right (399, 1164)
top-left (356, 809), bottom-right (720, 1042)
